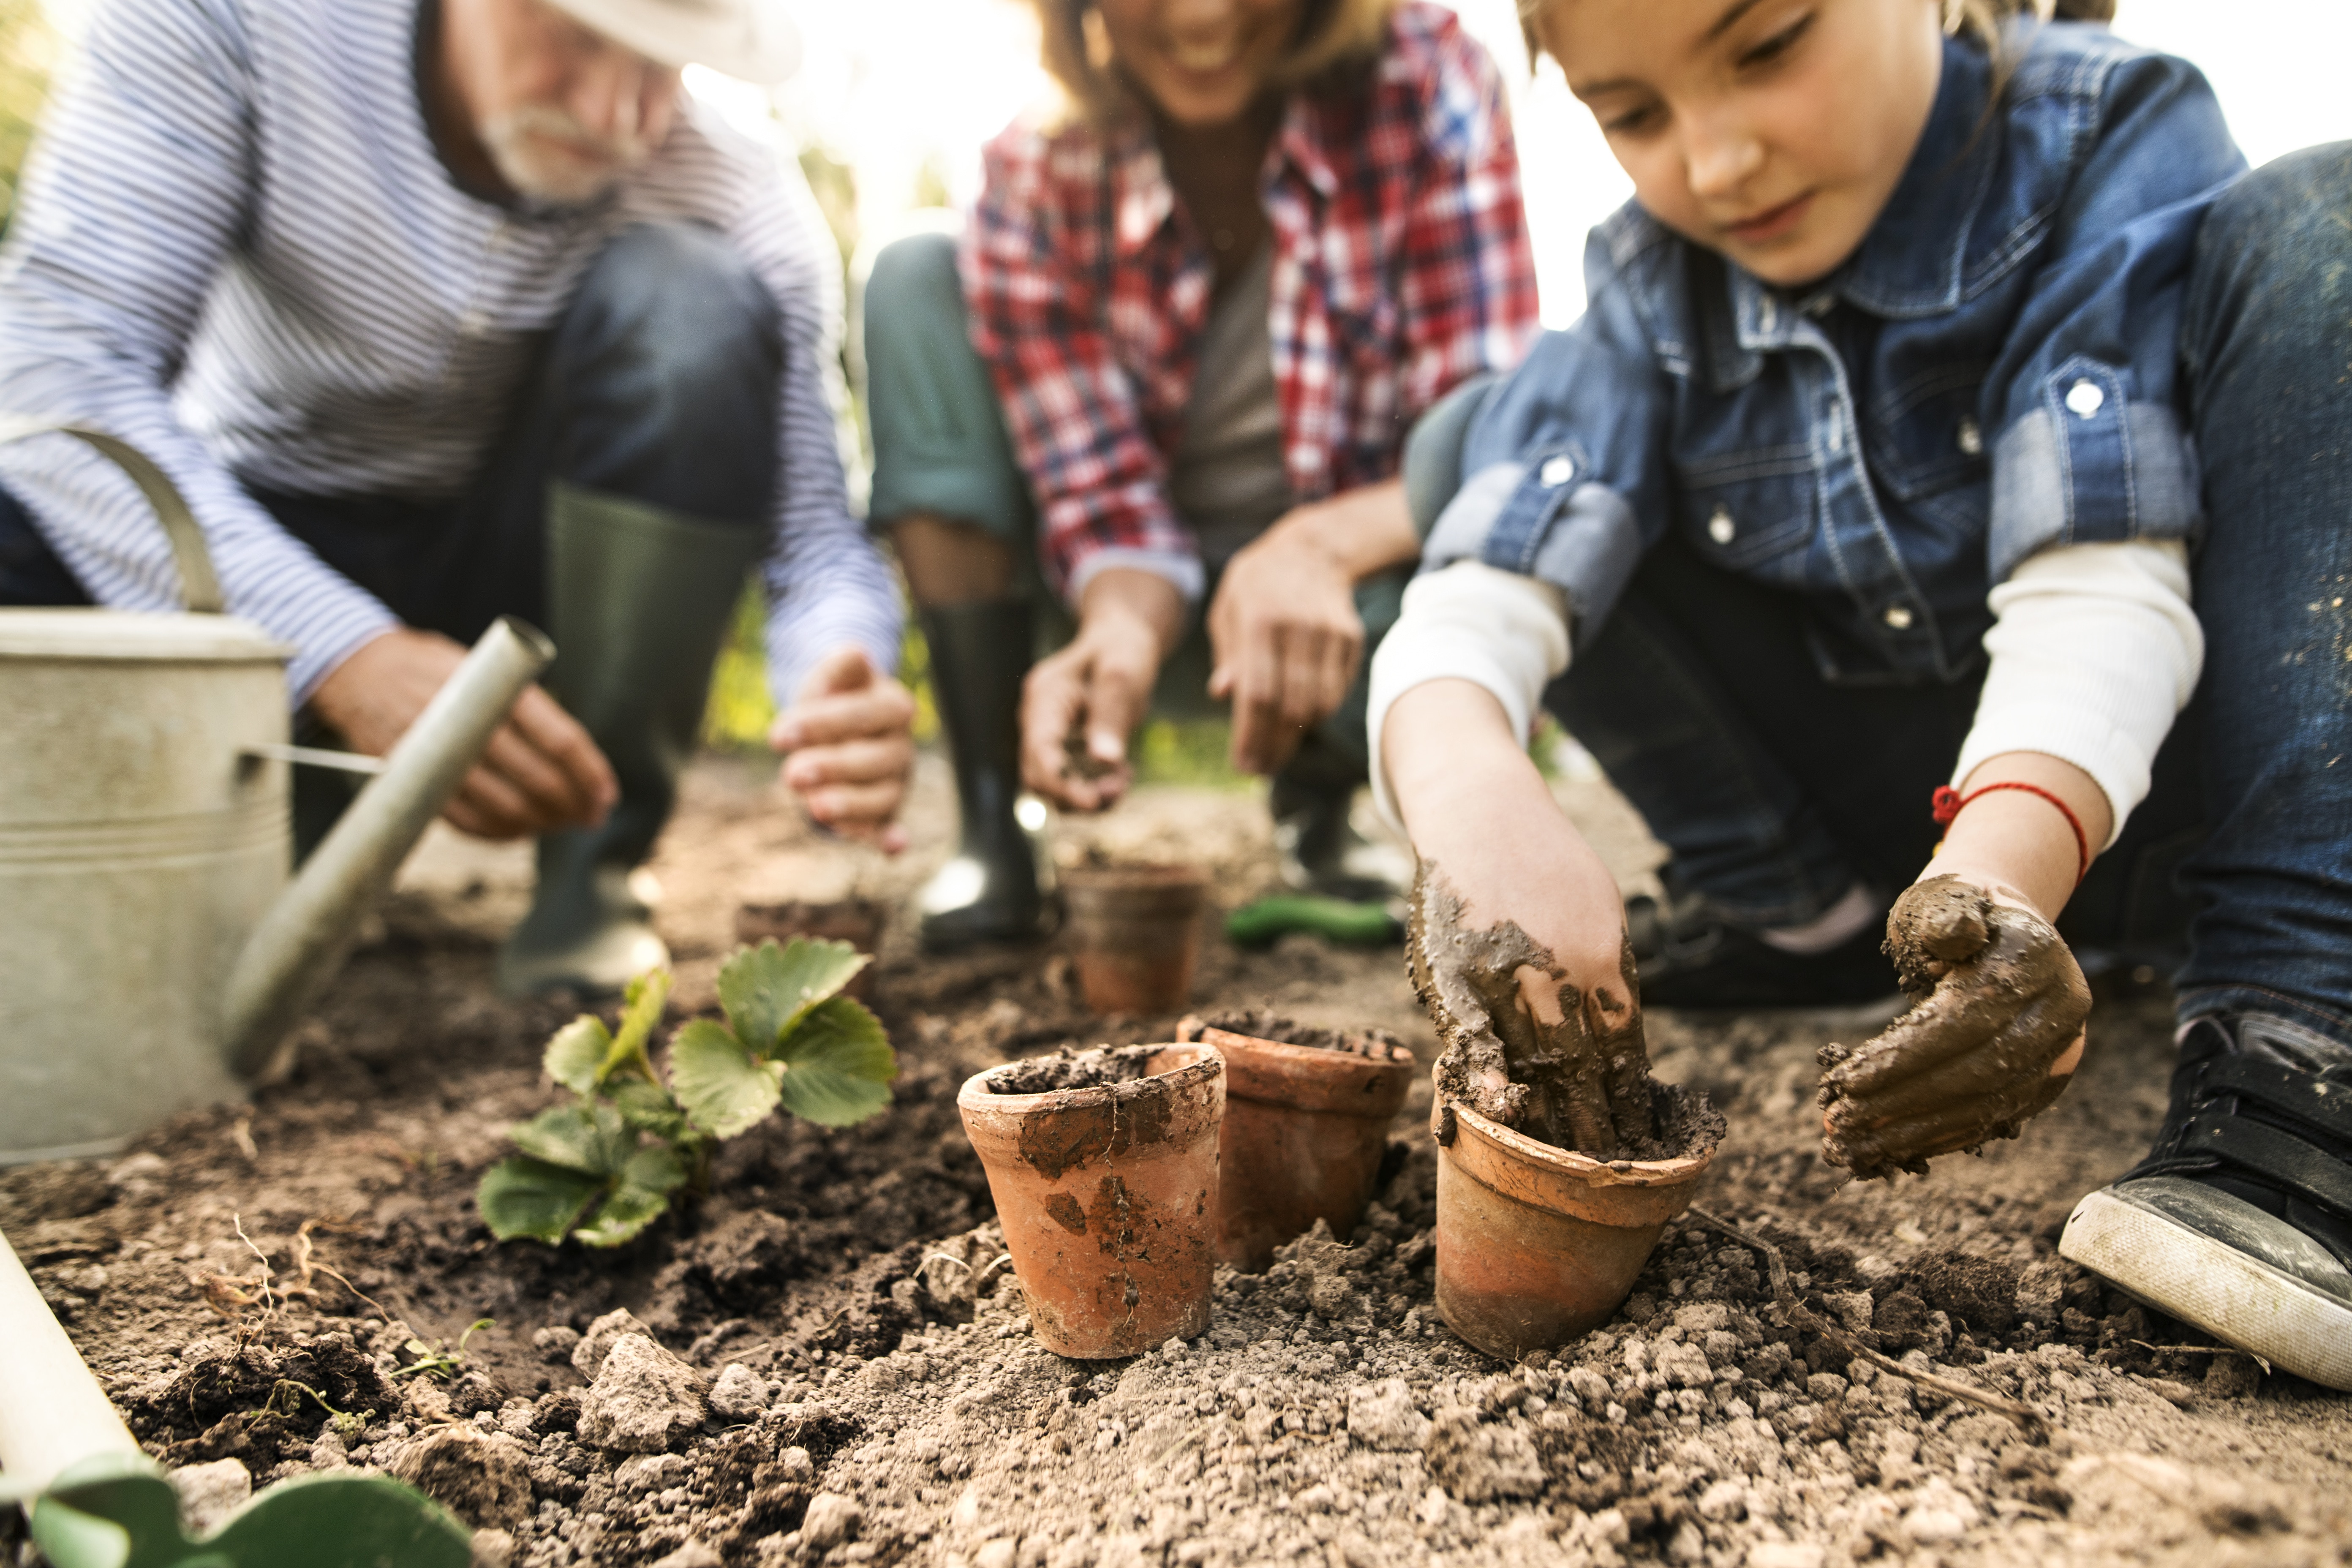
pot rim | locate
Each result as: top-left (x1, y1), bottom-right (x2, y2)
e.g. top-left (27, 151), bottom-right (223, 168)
top-left (1445, 1094), bottom-right (1713, 1189)
top-left (1177, 1019), bottom-right (1416, 1071)
top-left (957, 1042), bottom-right (1221, 1116)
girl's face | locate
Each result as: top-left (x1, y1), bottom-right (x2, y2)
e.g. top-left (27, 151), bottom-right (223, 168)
top-left (1095, 0), bottom-right (1306, 127)
top-left (1538, 0), bottom-right (1944, 287)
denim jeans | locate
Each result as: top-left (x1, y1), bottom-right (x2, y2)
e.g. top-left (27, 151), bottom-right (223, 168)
top-left (1512, 146), bottom-right (2352, 1041)
top-left (0, 220), bottom-right (779, 642)
top-left (860, 228), bottom-right (1401, 802)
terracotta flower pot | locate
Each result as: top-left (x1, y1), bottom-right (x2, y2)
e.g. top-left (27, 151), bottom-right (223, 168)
top-left (1172, 1017), bottom-right (1413, 1271)
top-left (735, 898), bottom-right (883, 1001)
top-left (1060, 865), bottom-right (1207, 1015)
top-left (1433, 1077), bottom-right (1714, 1358)
top-left (957, 1045), bottom-right (1225, 1358)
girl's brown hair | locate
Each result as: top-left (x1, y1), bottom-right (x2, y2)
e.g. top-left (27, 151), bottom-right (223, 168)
top-left (1519, 0), bottom-right (2118, 75)
top-left (1031, 0), bottom-right (1399, 124)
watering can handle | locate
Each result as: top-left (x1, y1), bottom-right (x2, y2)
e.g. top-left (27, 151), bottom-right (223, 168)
top-left (0, 417), bottom-right (225, 613)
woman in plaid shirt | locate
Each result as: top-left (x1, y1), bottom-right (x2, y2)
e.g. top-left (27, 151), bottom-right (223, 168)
top-left (863, 0), bottom-right (1541, 947)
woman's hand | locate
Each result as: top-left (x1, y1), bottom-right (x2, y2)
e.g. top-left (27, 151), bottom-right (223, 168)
top-left (1819, 752), bottom-right (2108, 1178)
top-left (1388, 679), bottom-right (1657, 1158)
top-left (1207, 480), bottom-right (1419, 775)
top-left (309, 626), bottom-right (617, 841)
top-left (1020, 568), bottom-right (1186, 812)
top-left (771, 647), bottom-right (917, 852)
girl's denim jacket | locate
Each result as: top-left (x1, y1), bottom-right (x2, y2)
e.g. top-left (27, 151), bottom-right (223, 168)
top-left (1430, 23), bottom-right (2246, 685)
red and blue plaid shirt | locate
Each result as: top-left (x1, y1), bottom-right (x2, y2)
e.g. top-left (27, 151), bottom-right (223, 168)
top-left (963, 2), bottom-right (1541, 602)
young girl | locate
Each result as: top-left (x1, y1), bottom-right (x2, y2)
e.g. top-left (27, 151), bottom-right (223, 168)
top-left (1371, 0), bottom-right (2351, 1388)
top-left (859, 0), bottom-right (1538, 947)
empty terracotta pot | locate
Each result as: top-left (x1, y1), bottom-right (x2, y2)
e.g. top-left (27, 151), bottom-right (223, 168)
top-left (1433, 1077), bottom-right (1714, 1358)
top-left (957, 1045), bottom-right (1225, 1358)
top-left (735, 898), bottom-right (884, 1001)
top-left (1061, 865), bottom-right (1208, 1015)
top-left (1171, 1018), bottom-right (1413, 1271)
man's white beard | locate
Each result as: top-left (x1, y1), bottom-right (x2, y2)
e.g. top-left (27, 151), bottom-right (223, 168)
top-left (480, 105), bottom-right (653, 204)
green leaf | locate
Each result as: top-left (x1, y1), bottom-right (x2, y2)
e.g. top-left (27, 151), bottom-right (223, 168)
top-left (718, 938), bottom-right (868, 1056)
top-left (508, 1102), bottom-right (633, 1177)
top-left (571, 1146), bottom-right (685, 1248)
top-left (669, 1018), bottom-right (785, 1139)
top-left (607, 1077), bottom-right (691, 1141)
top-left (774, 996), bottom-right (897, 1127)
top-left (602, 968), bottom-right (674, 1083)
top-left (478, 1157), bottom-right (606, 1244)
top-left (544, 1015), bottom-right (612, 1097)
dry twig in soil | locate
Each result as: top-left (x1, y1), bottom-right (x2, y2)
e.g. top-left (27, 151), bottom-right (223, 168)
top-left (1686, 1205), bottom-right (2052, 1440)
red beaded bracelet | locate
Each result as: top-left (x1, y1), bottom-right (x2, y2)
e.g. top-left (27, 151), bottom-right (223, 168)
top-left (1931, 782), bottom-right (2092, 886)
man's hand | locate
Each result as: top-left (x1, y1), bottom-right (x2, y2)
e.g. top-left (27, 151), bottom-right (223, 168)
top-left (1206, 481), bottom-right (1420, 776)
top-left (771, 647), bottom-right (916, 853)
top-left (1020, 569), bottom-right (1184, 812)
top-left (309, 626), bottom-right (615, 841)
top-left (1819, 875), bottom-right (2090, 1179)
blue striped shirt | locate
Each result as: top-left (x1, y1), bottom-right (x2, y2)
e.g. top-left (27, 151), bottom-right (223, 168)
top-left (0, 0), bottom-right (899, 704)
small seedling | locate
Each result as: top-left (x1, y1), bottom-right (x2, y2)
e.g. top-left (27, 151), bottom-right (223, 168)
top-left (391, 1318), bottom-right (493, 1382)
top-left (477, 939), bottom-right (894, 1248)
top-left (259, 1378), bottom-right (375, 1440)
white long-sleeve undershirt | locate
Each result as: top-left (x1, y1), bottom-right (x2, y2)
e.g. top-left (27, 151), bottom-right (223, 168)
top-left (1367, 539), bottom-right (2202, 853)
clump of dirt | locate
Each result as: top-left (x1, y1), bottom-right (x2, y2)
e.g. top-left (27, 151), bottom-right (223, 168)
top-left (985, 1044), bottom-right (1168, 1094)
top-left (1183, 1010), bottom-right (1409, 1059)
top-left (1407, 863), bottom-right (1714, 1164)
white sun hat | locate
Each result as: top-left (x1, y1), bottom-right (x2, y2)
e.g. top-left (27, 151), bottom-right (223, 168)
top-left (544, 0), bottom-right (802, 84)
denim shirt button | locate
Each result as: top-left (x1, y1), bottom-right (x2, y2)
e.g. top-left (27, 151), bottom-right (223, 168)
top-left (2066, 379), bottom-right (2106, 418)
top-left (1707, 506), bottom-right (1735, 544)
top-left (1882, 604), bottom-right (1915, 631)
top-left (1539, 455), bottom-right (1577, 488)
top-left (1957, 416), bottom-right (1983, 457)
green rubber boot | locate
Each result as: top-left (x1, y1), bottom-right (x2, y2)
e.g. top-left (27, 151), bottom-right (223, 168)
top-left (496, 482), bottom-right (767, 998)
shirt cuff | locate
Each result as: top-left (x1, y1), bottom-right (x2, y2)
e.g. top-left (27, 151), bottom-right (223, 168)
top-left (1064, 544), bottom-right (1205, 609)
top-left (1989, 365), bottom-right (2202, 582)
top-left (1951, 538), bottom-right (2201, 847)
top-left (1366, 560), bottom-right (1571, 836)
top-left (1421, 458), bottom-right (1642, 649)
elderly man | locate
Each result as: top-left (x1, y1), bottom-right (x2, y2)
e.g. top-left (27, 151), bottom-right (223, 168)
top-left (0, 0), bottom-right (913, 994)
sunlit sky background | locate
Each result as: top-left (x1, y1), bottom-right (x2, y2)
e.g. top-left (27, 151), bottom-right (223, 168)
top-left (686, 0), bottom-right (2351, 328)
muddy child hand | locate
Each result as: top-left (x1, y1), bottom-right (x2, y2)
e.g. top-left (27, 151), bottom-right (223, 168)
top-left (1819, 874), bottom-right (2090, 1179)
top-left (1406, 861), bottom-right (1660, 1160)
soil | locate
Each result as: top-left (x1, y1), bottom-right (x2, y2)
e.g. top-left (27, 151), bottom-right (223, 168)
top-left (983, 1047), bottom-right (1167, 1096)
top-left (1184, 1012), bottom-right (1407, 1060)
top-left (4, 753), bottom-right (2349, 1568)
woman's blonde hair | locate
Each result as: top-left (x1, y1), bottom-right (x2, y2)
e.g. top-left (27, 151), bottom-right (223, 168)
top-left (1030, 0), bottom-right (1399, 124)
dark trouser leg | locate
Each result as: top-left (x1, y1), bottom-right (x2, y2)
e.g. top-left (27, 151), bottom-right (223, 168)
top-left (2058, 148), bottom-right (2352, 1392)
top-left (2170, 144), bottom-right (2352, 1045)
top-left (863, 229), bottom-right (1050, 947)
top-left (495, 222), bottom-right (780, 994)
top-left (1268, 566), bottom-right (1414, 901)
top-left (0, 487), bottom-right (95, 605)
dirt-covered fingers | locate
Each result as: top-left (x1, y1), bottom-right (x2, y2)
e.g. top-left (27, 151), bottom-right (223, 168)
top-left (1827, 1042), bottom-right (2084, 1177)
top-left (1825, 988), bottom-right (2084, 1130)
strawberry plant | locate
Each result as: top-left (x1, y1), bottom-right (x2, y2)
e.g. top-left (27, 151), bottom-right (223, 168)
top-left (476, 937), bottom-right (893, 1247)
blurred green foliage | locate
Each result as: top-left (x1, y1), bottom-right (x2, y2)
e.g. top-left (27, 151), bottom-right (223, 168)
top-left (0, 0), bottom-right (57, 236)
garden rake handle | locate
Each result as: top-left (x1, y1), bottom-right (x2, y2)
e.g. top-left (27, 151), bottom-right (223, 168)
top-left (0, 1226), bottom-right (139, 1491)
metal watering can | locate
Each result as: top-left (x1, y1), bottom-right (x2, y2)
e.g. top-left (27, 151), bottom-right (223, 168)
top-left (0, 424), bottom-right (554, 1163)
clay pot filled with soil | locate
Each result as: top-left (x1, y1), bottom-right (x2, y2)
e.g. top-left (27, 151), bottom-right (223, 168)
top-left (1433, 1079), bottom-right (1717, 1357)
top-left (1173, 1010), bottom-right (1414, 1271)
top-left (1060, 865), bottom-right (1208, 1015)
top-left (735, 898), bottom-right (884, 1000)
top-left (957, 1044), bottom-right (1225, 1358)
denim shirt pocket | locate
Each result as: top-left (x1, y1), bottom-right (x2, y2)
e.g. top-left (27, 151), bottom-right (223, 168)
top-left (1671, 442), bottom-right (1818, 578)
top-left (1866, 359), bottom-right (1995, 506)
